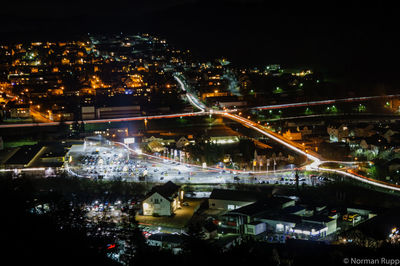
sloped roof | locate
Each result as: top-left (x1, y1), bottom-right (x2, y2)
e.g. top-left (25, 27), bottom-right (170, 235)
top-left (145, 181), bottom-right (180, 201)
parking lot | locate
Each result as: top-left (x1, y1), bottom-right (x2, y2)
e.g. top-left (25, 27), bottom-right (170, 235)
top-left (65, 142), bottom-right (330, 187)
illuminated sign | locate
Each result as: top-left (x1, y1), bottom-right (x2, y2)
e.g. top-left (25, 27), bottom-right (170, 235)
top-left (124, 137), bottom-right (135, 144)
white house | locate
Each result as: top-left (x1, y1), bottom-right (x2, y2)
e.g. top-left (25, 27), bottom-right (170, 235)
top-left (142, 181), bottom-right (183, 216)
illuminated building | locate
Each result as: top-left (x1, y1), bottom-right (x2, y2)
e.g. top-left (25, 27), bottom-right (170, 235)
top-left (142, 181), bottom-right (183, 216)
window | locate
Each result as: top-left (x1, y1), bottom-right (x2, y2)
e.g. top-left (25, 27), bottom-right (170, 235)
top-left (247, 228), bottom-right (254, 234)
top-left (276, 224), bottom-right (284, 232)
top-left (154, 199), bottom-right (159, 204)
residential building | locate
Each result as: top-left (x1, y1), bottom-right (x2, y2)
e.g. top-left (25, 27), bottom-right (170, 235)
top-left (9, 104), bottom-right (31, 118)
top-left (142, 181), bottom-right (183, 216)
top-left (283, 129), bottom-right (302, 141)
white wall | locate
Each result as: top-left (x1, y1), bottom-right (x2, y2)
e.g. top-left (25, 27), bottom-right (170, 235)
top-left (326, 219), bottom-right (337, 235)
top-left (143, 192), bottom-right (172, 216)
top-left (245, 223), bottom-right (266, 235)
top-left (256, 218), bottom-right (296, 233)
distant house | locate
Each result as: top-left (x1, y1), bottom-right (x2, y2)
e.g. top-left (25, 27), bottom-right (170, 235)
top-left (142, 136), bottom-right (175, 146)
top-left (176, 137), bottom-right (190, 149)
top-left (283, 129), bottom-right (302, 141)
top-left (359, 135), bottom-right (388, 156)
top-left (299, 126), bottom-right (312, 136)
top-left (142, 181), bottom-right (183, 216)
top-left (9, 104), bottom-right (31, 119)
top-left (142, 136), bottom-right (163, 143)
top-left (327, 124), bottom-right (348, 142)
top-left (147, 140), bottom-right (165, 153)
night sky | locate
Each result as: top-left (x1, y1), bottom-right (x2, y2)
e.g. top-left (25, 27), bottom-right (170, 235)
top-left (1, 1), bottom-right (398, 84)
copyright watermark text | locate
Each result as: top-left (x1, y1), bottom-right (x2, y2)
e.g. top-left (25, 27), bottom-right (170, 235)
top-left (343, 257), bottom-right (400, 265)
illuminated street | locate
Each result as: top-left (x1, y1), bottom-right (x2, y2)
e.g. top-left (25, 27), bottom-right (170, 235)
top-left (1, 4), bottom-right (400, 265)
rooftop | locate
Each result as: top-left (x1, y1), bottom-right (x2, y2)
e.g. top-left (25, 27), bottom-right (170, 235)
top-left (146, 181), bottom-right (180, 201)
top-left (283, 205), bottom-right (306, 215)
top-left (147, 233), bottom-right (184, 244)
top-left (209, 189), bottom-right (267, 203)
top-left (302, 214), bottom-right (335, 224)
top-left (255, 211), bottom-right (302, 224)
top-left (228, 197), bottom-right (295, 217)
top-left (4, 145), bottom-right (43, 166)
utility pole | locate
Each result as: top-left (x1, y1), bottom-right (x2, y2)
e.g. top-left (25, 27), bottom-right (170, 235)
top-left (295, 170), bottom-right (299, 194)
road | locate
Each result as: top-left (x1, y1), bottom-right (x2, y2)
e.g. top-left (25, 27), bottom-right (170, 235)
top-left (250, 94), bottom-right (400, 111)
top-left (29, 107), bottom-right (52, 123)
top-left (4, 73), bottom-right (400, 192)
top-left (173, 73), bottom-right (206, 112)
top-left (173, 75), bottom-right (400, 192)
top-left (0, 111), bottom-right (207, 128)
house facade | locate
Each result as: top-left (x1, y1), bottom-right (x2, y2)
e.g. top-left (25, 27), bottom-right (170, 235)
top-left (142, 181), bottom-right (183, 216)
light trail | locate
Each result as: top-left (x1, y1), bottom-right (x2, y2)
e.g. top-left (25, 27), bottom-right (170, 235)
top-left (219, 112), bottom-right (321, 162)
top-left (250, 94), bottom-right (400, 111)
top-left (311, 164), bottom-right (400, 192)
top-left (174, 74), bottom-right (206, 112)
top-left (214, 111), bottom-right (400, 192)
top-left (0, 74), bottom-right (207, 129)
top-left (4, 70), bottom-right (400, 191)
top-left (116, 141), bottom-right (253, 174)
top-left (0, 111), bottom-right (207, 128)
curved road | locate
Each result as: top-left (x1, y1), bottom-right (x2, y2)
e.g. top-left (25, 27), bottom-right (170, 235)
top-left (172, 75), bottom-right (400, 192)
top-left (3, 74), bottom-right (400, 192)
